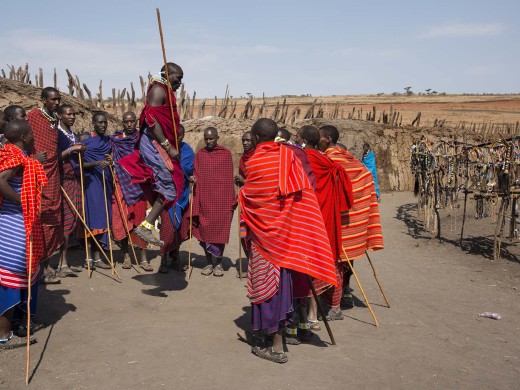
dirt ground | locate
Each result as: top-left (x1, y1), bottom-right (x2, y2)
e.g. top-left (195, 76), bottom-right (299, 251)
top-left (1, 192), bottom-right (519, 390)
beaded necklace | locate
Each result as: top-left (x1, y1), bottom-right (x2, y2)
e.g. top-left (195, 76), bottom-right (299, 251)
top-left (40, 107), bottom-right (57, 123)
top-left (149, 74), bottom-right (171, 87)
top-left (58, 124), bottom-right (76, 144)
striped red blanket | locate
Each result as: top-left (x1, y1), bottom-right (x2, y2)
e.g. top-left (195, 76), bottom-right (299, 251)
top-left (325, 146), bottom-right (384, 261)
top-left (239, 142), bottom-right (337, 288)
top-left (0, 144), bottom-right (48, 274)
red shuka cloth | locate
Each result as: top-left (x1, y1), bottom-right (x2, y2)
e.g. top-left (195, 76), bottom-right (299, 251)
top-left (305, 148), bottom-right (353, 259)
top-left (325, 146), bottom-right (384, 261)
top-left (0, 144), bottom-right (48, 274)
top-left (191, 145), bottom-right (235, 244)
top-left (239, 142), bottom-right (338, 287)
top-left (120, 81), bottom-right (183, 207)
top-left (238, 147), bottom-right (255, 179)
top-left (27, 108), bottom-right (64, 260)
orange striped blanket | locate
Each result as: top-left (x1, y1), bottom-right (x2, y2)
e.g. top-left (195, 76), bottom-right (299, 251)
top-left (325, 146), bottom-right (384, 261)
top-left (239, 142), bottom-right (338, 288)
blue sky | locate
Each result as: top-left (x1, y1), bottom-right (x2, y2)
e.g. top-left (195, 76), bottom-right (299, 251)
top-left (1, 0), bottom-right (518, 98)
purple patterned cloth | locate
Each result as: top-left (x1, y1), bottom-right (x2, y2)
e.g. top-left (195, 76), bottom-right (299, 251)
top-left (251, 268), bottom-right (293, 333)
top-left (199, 242), bottom-right (225, 258)
top-left (110, 131), bottom-right (144, 206)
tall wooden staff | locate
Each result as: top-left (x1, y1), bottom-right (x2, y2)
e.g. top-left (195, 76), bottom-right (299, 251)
top-left (102, 170), bottom-right (116, 275)
top-left (187, 182), bottom-right (194, 279)
top-left (25, 236), bottom-right (33, 385)
top-left (109, 165), bottom-right (140, 273)
top-left (78, 154), bottom-right (91, 277)
top-left (305, 275), bottom-right (336, 345)
top-left (342, 247), bottom-right (378, 327)
top-left (237, 196), bottom-right (243, 280)
top-left (365, 251), bottom-right (390, 308)
top-left (61, 187), bottom-right (120, 279)
top-left (156, 8), bottom-right (179, 151)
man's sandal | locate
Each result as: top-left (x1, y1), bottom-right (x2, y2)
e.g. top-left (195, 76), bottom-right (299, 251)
top-left (56, 265), bottom-right (79, 278)
top-left (140, 260), bottom-right (153, 272)
top-left (298, 323), bottom-right (314, 341)
top-left (0, 332), bottom-right (37, 350)
top-left (41, 272), bottom-right (61, 285)
top-left (284, 328), bottom-right (301, 345)
top-left (201, 264), bottom-right (213, 276)
top-left (213, 263), bottom-right (224, 277)
top-left (16, 320), bottom-right (46, 337)
top-left (309, 319), bottom-right (321, 331)
top-left (122, 258), bottom-right (132, 269)
top-left (134, 225), bottom-right (163, 246)
top-left (94, 259), bottom-right (111, 270)
top-left (252, 346), bottom-right (288, 364)
top-left (83, 259), bottom-right (95, 270)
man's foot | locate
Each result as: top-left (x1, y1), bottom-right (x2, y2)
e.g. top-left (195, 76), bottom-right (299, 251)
top-left (284, 328), bottom-right (300, 345)
top-left (201, 264), bottom-right (213, 276)
top-left (41, 272), bottom-right (61, 285)
top-left (252, 346), bottom-right (288, 364)
top-left (122, 257), bottom-right (132, 269)
top-left (326, 308), bottom-right (344, 321)
top-left (16, 320), bottom-right (46, 337)
top-left (139, 260), bottom-right (154, 272)
top-left (308, 319), bottom-right (321, 331)
top-left (341, 293), bottom-right (355, 309)
top-left (213, 263), bottom-right (224, 277)
top-left (134, 225), bottom-right (163, 246)
top-left (0, 332), bottom-right (37, 350)
top-left (56, 265), bottom-right (79, 278)
top-left (297, 324), bottom-right (314, 342)
top-left (94, 259), bottom-right (111, 270)
top-left (83, 259), bottom-right (95, 270)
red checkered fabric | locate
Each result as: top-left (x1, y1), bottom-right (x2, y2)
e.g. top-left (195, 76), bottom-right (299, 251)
top-left (27, 108), bottom-right (64, 259)
top-left (0, 144), bottom-right (48, 274)
top-left (191, 145), bottom-right (235, 244)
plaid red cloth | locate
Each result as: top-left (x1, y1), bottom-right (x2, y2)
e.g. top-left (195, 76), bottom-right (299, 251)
top-left (191, 145), bottom-right (235, 244)
top-left (27, 108), bottom-right (63, 260)
top-left (111, 131), bottom-right (145, 206)
top-left (239, 142), bottom-right (338, 287)
top-left (325, 146), bottom-right (384, 261)
top-left (111, 180), bottom-right (147, 248)
top-left (0, 144), bottom-right (48, 274)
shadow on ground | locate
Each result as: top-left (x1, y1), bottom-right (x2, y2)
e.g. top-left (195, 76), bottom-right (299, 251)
top-left (396, 202), bottom-right (519, 263)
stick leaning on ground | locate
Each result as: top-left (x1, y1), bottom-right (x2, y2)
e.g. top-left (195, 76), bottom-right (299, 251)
top-left (78, 154), bottom-right (91, 277)
top-left (342, 247), bottom-right (379, 327)
top-left (25, 236), bottom-right (33, 385)
top-left (187, 182), bottom-right (194, 279)
top-left (60, 186), bottom-right (121, 279)
top-left (237, 195), bottom-right (243, 281)
top-left (109, 165), bottom-right (140, 273)
top-left (102, 170), bottom-right (116, 275)
top-left (365, 251), bottom-right (390, 308)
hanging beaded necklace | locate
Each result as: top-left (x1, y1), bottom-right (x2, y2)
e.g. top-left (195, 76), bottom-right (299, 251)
top-left (40, 107), bottom-right (57, 123)
top-left (149, 74), bottom-right (171, 87)
top-left (58, 124), bottom-right (76, 144)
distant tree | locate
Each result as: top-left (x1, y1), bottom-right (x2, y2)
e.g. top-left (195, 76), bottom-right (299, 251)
top-left (431, 91), bottom-right (438, 95)
top-left (404, 86), bottom-right (413, 96)
top-left (425, 88), bottom-right (431, 95)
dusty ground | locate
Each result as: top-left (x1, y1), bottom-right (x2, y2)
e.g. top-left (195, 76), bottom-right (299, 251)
top-left (1, 192), bottom-right (519, 389)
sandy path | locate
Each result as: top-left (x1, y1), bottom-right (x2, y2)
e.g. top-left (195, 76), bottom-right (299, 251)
top-left (1, 192), bottom-right (519, 389)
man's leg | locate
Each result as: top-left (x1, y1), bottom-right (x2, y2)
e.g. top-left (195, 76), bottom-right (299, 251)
top-left (120, 238), bottom-right (132, 269)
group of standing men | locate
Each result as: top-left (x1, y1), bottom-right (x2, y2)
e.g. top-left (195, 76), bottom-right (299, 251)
top-left (0, 61), bottom-right (384, 365)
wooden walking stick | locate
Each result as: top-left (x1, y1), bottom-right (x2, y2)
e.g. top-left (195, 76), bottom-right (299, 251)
top-left (187, 182), bottom-right (194, 279)
top-left (61, 187), bottom-right (121, 279)
top-left (102, 170), bottom-right (116, 275)
top-left (156, 8), bottom-right (179, 151)
top-left (365, 251), bottom-right (390, 308)
top-left (25, 236), bottom-right (33, 385)
top-left (305, 275), bottom-right (336, 345)
top-left (109, 165), bottom-right (140, 273)
top-left (237, 197), bottom-right (243, 281)
top-left (342, 247), bottom-right (378, 327)
top-left (78, 154), bottom-right (91, 277)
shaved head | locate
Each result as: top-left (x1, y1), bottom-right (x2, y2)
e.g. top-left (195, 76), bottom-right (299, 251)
top-left (252, 118), bottom-right (278, 143)
top-left (204, 127), bottom-right (218, 137)
top-left (278, 128), bottom-right (291, 142)
top-left (204, 127), bottom-right (219, 150)
top-left (299, 125), bottom-right (320, 148)
top-left (319, 125), bottom-right (340, 144)
top-left (4, 105), bottom-right (26, 122)
top-left (4, 119), bottom-right (31, 143)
